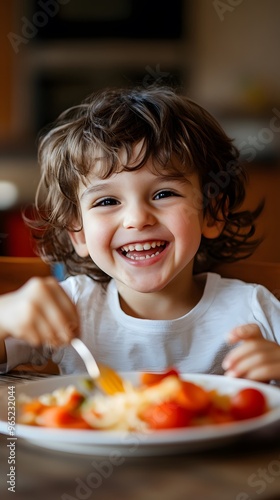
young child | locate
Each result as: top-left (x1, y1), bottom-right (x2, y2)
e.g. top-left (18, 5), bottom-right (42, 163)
top-left (0, 86), bottom-right (279, 382)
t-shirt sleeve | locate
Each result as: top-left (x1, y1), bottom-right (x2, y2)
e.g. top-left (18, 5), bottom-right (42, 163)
top-left (0, 338), bottom-right (61, 374)
top-left (252, 285), bottom-right (280, 343)
top-left (59, 275), bottom-right (80, 302)
top-left (0, 338), bottom-right (33, 373)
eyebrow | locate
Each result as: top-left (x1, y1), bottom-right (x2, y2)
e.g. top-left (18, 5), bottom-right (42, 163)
top-left (153, 174), bottom-right (192, 186)
top-left (80, 182), bottom-right (115, 201)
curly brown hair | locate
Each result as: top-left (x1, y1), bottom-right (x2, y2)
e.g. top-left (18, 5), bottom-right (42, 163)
top-left (27, 86), bottom-right (263, 280)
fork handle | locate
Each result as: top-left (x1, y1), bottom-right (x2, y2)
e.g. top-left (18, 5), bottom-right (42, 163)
top-left (71, 338), bottom-right (100, 378)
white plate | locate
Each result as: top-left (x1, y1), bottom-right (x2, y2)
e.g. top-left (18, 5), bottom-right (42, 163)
top-left (1, 373), bottom-right (280, 456)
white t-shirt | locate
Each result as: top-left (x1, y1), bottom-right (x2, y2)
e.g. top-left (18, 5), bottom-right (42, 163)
top-left (2, 273), bottom-right (280, 375)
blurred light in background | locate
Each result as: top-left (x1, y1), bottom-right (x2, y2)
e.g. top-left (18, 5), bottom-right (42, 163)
top-left (0, 181), bottom-right (18, 209)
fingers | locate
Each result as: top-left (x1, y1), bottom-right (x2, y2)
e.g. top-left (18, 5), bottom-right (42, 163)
top-left (223, 323), bottom-right (280, 381)
top-left (227, 323), bottom-right (263, 344)
top-left (222, 339), bottom-right (280, 380)
top-left (1, 277), bottom-right (79, 347)
top-left (27, 277), bottom-right (79, 346)
top-left (229, 361), bottom-right (280, 381)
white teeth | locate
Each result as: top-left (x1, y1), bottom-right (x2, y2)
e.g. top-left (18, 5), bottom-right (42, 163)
top-left (121, 241), bottom-right (165, 253)
top-left (129, 251), bottom-right (160, 261)
top-left (143, 243), bottom-right (151, 250)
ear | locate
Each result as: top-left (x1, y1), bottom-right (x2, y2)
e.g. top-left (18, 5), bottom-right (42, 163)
top-left (201, 214), bottom-right (225, 239)
top-left (68, 229), bottom-right (89, 257)
top-left (202, 195), bottom-right (228, 239)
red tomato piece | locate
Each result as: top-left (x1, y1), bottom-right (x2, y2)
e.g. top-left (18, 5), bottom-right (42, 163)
top-left (141, 401), bottom-right (192, 430)
top-left (39, 406), bottom-right (91, 429)
top-left (176, 381), bottom-right (211, 414)
top-left (140, 367), bottom-right (179, 386)
top-left (231, 388), bottom-right (267, 421)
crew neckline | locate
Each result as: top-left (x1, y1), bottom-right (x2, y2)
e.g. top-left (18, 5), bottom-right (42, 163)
top-left (107, 272), bottom-right (221, 331)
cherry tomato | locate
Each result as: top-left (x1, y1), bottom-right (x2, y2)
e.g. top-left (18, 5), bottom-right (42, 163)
top-left (230, 388), bottom-right (267, 420)
top-left (141, 401), bottom-right (192, 430)
top-left (140, 367), bottom-right (179, 386)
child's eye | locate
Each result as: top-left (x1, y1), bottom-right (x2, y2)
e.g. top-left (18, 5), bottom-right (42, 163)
top-left (94, 198), bottom-right (120, 207)
top-left (154, 190), bottom-right (179, 200)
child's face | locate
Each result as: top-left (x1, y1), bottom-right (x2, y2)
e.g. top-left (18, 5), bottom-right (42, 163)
top-left (70, 154), bottom-right (213, 294)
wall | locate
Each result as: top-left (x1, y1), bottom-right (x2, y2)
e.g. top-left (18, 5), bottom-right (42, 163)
top-left (0, 0), bottom-right (280, 261)
top-left (190, 0), bottom-right (280, 263)
top-left (0, 1), bottom-right (16, 144)
top-left (190, 0), bottom-right (280, 112)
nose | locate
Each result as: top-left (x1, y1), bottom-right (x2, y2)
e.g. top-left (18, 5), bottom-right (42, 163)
top-left (122, 201), bottom-right (157, 230)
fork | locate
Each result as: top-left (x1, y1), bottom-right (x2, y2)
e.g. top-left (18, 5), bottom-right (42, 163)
top-left (71, 338), bottom-right (126, 395)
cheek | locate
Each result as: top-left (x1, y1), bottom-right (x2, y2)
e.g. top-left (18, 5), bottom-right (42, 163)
top-left (83, 219), bottom-right (111, 254)
top-left (181, 199), bottom-right (203, 223)
top-left (177, 205), bottom-right (204, 232)
top-left (173, 210), bottom-right (203, 249)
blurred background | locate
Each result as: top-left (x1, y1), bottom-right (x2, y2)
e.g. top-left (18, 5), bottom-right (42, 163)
top-left (0, 0), bottom-right (280, 261)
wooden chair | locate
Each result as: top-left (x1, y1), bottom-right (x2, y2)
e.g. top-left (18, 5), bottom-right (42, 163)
top-left (0, 256), bottom-right (59, 373)
top-left (0, 256), bottom-right (51, 295)
top-left (213, 260), bottom-right (280, 298)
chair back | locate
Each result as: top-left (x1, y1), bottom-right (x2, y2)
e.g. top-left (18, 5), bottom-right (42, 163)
top-left (214, 260), bottom-right (280, 299)
top-left (0, 256), bottom-right (51, 295)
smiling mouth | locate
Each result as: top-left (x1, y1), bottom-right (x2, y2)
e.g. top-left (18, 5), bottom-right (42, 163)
top-left (120, 240), bottom-right (167, 261)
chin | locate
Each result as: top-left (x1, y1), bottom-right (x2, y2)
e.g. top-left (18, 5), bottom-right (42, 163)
top-left (130, 282), bottom-right (168, 294)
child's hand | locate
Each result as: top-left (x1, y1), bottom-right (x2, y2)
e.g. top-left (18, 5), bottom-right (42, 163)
top-left (222, 323), bottom-right (280, 382)
top-left (0, 277), bottom-right (79, 347)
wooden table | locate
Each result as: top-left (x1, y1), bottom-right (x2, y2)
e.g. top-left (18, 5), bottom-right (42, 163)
top-left (0, 372), bottom-right (280, 500)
